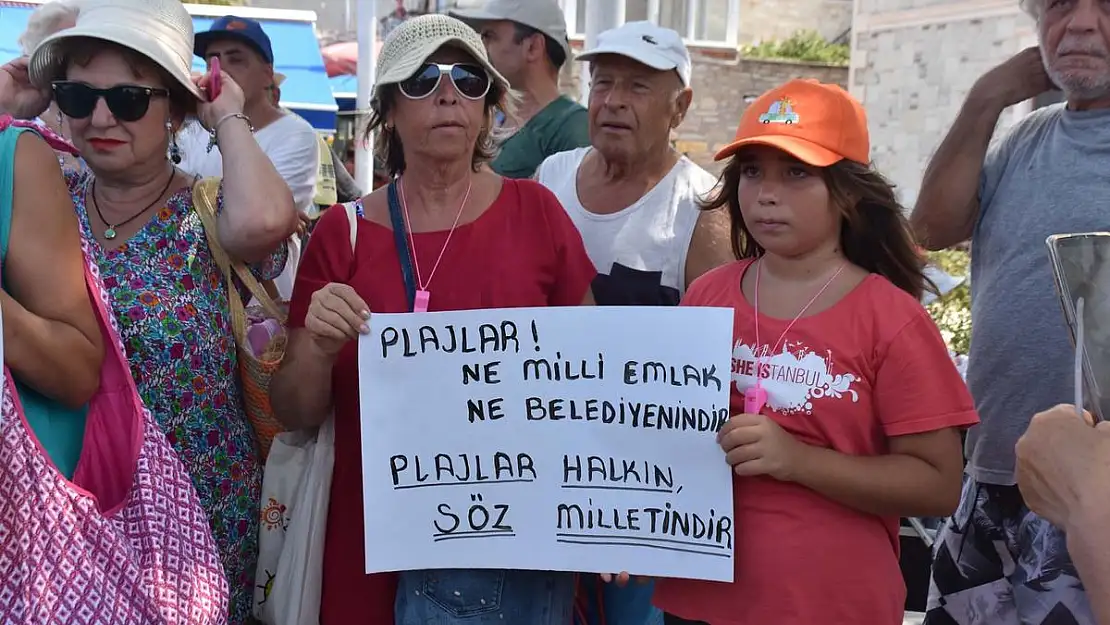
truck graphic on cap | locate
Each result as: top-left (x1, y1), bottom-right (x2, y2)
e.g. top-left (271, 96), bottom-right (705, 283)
top-left (759, 97), bottom-right (799, 124)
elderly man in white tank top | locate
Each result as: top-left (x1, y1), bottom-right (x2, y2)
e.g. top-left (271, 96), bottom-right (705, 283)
top-left (535, 21), bottom-right (732, 308)
top-left (533, 19), bottom-right (734, 625)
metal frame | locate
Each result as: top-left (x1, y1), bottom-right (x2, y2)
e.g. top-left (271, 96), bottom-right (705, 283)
top-left (900, 517), bottom-right (938, 548)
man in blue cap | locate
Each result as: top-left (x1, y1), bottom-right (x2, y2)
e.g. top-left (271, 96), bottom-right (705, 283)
top-left (177, 15), bottom-right (320, 301)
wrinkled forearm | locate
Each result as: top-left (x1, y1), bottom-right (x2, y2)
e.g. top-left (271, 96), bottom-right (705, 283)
top-left (911, 93), bottom-right (1007, 250)
top-left (2, 291), bottom-right (102, 408)
top-left (213, 120), bottom-right (299, 263)
top-left (270, 341), bottom-right (336, 430)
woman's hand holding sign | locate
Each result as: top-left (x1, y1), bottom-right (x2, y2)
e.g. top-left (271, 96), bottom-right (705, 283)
top-left (718, 413), bottom-right (805, 480)
top-left (599, 572), bottom-right (653, 586)
top-left (305, 282), bottom-right (371, 357)
top-left (270, 282), bottom-right (367, 430)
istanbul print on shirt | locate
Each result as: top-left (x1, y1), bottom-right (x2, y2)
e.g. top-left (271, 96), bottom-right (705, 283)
top-left (732, 339), bottom-right (861, 415)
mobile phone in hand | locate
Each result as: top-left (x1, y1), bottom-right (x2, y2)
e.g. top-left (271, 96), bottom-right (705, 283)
top-left (208, 57), bottom-right (222, 101)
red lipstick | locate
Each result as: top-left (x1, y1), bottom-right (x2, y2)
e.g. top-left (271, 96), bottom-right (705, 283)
top-left (87, 138), bottom-right (126, 150)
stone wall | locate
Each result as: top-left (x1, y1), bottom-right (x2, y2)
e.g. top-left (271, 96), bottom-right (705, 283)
top-left (559, 50), bottom-right (849, 174)
top-left (849, 0), bottom-right (1037, 204)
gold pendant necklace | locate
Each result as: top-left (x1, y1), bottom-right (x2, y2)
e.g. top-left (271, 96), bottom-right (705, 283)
top-left (92, 168), bottom-right (177, 240)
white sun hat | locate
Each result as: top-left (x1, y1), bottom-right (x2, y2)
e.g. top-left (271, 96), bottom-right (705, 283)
top-left (28, 0), bottom-right (202, 100)
top-left (372, 13), bottom-right (509, 107)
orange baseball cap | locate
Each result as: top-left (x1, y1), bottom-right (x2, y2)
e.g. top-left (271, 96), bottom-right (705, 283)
top-left (714, 79), bottom-right (870, 167)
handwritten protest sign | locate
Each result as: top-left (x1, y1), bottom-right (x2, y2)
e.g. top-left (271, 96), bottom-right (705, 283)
top-left (358, 306), bottom-right (735, 582)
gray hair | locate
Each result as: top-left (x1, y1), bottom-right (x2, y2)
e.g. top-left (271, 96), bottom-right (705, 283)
top-left (18, 0), bottom-right (82, 56)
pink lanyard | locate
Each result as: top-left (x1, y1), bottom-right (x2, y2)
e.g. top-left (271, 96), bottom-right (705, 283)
top-left (745, 259), bottom-right (846, 414)
top-left (398, 176), bottom-right (472, 312)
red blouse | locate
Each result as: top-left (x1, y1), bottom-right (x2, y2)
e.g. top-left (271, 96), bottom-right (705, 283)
top-left (287, 178), bottom-right (597, 624)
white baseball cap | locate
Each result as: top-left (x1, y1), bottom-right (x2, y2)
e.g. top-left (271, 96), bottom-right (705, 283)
top-left (576, 21), bottom-right (691, 86)
top-left (449, 0), bottom-right (570, 59)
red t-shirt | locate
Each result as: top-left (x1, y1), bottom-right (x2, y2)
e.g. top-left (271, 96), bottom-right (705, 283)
top-left (653, 259), bottom-right (978, 625)
top-left (287, 179), bottom-right (597, 624)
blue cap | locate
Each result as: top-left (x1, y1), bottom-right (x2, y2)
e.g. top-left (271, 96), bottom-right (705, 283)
top-left (194, 16), bottom-right (274, 64)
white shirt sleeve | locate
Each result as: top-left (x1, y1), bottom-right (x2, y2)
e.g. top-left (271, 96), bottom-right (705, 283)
top-left (258, 115), bottom-right (320, 214)
top-left (176, 121), bottom-right (217, 177)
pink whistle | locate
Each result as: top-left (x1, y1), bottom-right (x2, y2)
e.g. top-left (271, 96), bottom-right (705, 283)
top-left (744, 385), bottom-right (767, 414)
top-left (413, 289), bottom-right (430, 313)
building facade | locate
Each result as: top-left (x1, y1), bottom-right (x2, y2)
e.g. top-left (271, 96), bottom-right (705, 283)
top-left (272, 0), bottom-right (852, 49)
top-left (256, 0), bottom-right (852, 174)
top-left (738, 0), bottom-right (852, 45)
top-left (849, 0), bottom-right (1045, 205)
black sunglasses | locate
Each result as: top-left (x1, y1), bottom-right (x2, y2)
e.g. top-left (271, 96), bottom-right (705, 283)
top-left (52, 81), bottom-right (170, 122)
top-left (398, 63), bottom-right (491, 101)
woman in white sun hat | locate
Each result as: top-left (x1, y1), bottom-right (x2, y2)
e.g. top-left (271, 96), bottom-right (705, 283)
top-left (0, 0), bottom-right (300, 622)
top-left (270, 13), bottom-right (597, 625)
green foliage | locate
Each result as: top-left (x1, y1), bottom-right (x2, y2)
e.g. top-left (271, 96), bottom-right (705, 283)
top-left (741, 30), bottom-right (850, 66)
top-left (926, 249), bottom-right (972, 355)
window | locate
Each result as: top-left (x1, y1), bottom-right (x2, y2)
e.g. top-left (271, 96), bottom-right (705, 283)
top-left (696, 0), bottom-right (731, 42)
top-left (625, 0), bottom-right (650, 22)
top-left (563, 0), bottom-right (740, 46)
top-left (657, 0), bottom-right (689, 37)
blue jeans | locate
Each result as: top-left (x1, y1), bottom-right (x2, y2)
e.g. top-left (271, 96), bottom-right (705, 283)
top-left (574, 574), bottom-right (663, 625)
top-left (396, 569), bottom-right (575, 624)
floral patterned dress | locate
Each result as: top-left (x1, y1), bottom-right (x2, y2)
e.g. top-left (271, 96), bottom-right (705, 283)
top-left (67, 170), bottom-right (287, 625)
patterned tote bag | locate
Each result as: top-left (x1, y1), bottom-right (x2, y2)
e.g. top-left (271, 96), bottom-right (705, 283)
top-left (0, 126), bottom-right (229, 624)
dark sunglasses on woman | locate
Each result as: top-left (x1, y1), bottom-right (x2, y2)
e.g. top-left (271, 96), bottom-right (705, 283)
top-left (52, 81), bottom-right (170, 122)
top-left (398, 63), bottom-right (490, 101)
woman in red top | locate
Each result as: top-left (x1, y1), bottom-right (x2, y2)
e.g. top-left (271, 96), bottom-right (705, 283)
top-left (651, 80), bottom-right (979, 624)
top-left (269, 15), bottom-right (596, 625)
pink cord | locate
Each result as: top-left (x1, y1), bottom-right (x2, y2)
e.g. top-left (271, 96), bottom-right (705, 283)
top-left (398, 175), bottom-right (472, 292)
top-left (752, 258), bottom-right (846, 388)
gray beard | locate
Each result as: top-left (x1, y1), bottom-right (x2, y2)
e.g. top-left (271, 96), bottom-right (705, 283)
top-left (1052, 71), bottom-right (1110, 102)
top-left (1040, 44), bottom-right (1110, 102)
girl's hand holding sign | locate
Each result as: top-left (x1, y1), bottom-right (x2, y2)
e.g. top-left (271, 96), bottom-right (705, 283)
top-left (718, 412), bottom-right (805, 481)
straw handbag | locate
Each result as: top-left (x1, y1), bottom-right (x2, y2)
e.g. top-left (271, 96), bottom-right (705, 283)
top-left (192, 177), bottom-right (287, 458)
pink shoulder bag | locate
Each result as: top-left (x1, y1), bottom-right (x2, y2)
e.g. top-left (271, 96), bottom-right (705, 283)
top-left (0, 235), bottom-right (229, 624)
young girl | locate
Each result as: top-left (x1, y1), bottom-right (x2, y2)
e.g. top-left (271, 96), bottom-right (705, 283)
top-left (651, 79), bottom-right (978, 625)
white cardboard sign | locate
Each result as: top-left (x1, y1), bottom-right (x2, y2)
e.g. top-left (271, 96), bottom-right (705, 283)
top-left (358, 306), bottom-right (736, 582)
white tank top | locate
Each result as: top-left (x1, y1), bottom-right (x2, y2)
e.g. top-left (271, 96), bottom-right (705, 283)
top-left (535, 147), bottom-right (717, 305)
